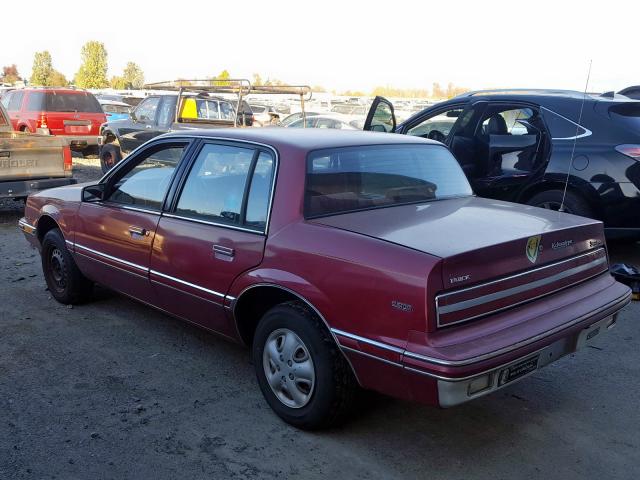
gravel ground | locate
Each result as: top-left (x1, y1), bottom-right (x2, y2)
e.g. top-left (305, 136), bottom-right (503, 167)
top-left (1, 159), bottom-right (639, 479)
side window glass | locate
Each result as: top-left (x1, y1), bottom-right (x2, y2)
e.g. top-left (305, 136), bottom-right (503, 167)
top-left (542, 108), bottom-right (587, 139)
top-left (407, 108), bottom-right (464, 140)
top-left (107, 144), bottom-right (185, 210)
top-left (481, 108), bottom-right (534, 135)
top-left (175, 144), bottom-right (254, 225)
top-left (157, 98), bottom-right (173, 127)
top-left (2, 92), bottom-right (13, 109)
top-left (245, 152), bottom-right (275, 230)
top-left (134, 97), bottom-right (160, 123)
top-left (8, 91), bottom-right (25, 111)
top-left (219, 102), bottom-right (234, 120)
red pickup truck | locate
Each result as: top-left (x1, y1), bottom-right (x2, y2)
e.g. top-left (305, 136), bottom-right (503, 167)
top-left (19, 129), bottom-right (630, 429)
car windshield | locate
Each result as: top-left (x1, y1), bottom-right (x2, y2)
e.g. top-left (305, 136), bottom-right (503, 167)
top-left (305, 144), bottom-right (473, 218)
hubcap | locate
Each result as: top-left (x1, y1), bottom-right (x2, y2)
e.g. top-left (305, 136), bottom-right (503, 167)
top-left (263, 328), bottom-right (315, 409)
top-left (49, 248), bottom-right (67, 291)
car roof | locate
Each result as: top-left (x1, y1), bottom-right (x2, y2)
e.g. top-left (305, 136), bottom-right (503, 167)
top-left (162, 127), bottom-right (440, 151)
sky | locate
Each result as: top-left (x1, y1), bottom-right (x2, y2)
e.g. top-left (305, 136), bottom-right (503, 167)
top-left (2, 0), bottom-right (639, 94)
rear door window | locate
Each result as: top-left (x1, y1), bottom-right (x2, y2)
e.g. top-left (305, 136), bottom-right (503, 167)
top-left (175, 143), bottom-right (275, 230)
top-left (26, 92), bottom-right (45, 111)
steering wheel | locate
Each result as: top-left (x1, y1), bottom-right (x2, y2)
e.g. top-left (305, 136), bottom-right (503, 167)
top-left (427, 130), bottom-right (446, 142)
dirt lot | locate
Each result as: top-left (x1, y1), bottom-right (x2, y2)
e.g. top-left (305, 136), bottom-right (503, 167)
top-left (1, 159), bottom-right (639, 479)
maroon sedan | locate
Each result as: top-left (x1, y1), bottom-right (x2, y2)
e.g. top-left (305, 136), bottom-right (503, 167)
top-left (19, 129), bottom-right (631, 429)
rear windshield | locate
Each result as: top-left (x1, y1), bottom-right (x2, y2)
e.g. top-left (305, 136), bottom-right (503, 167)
top-left (102, 104), bottom-right (130, 114)
top-left (609, 103), bottom-right (640, 131)
top-left (305, 144), bottom-right (473, 218)
top-left (26, 91), bottom-right (102, 113)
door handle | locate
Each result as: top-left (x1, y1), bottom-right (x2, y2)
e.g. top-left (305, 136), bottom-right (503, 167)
top-left (213, 245), bottom-right (235, 260)
top-left (129, 226), bottom-right (149, 237)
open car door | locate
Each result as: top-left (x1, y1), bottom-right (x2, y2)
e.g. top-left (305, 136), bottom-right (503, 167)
top-left (363, 96), bottom-right (396, 132)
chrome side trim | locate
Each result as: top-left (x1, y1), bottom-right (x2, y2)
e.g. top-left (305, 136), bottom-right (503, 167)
top-left (150, 278), bottom-right (223, 307)
top-left (74, 243), bottom-right (148, 272)
top-left (438, 255), bottom-right (607, 315)
top-left (331, 328), bottom-right (404, 354)
top-left (95, 202), bottom-right (161, 216)
top-left (542, 106), bottom-right (593, 140)
top-left (407, 290), bottom-right (631, 367)
top-left (162, 213), bottom-right (264, 235)
top-left (75, 250), bottom-right (148, 280)
top-left (149, 269), bottom-right (225, 298)
top-left (435, 248), bottom-right (607, 327)
top-left (340, 345), bottom-right (403, 368)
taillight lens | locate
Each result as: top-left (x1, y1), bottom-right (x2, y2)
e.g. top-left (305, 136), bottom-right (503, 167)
top-left (615, 144), bottom-right (640, 160)
top-left (63, 146), bottom-right (72, 172)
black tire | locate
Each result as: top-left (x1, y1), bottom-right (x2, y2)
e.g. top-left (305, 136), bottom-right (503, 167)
top-left (527, 189), bottom-right (594, 218)
top-left (252, 301), bottom-right (357, 430)
top-left (41, 229), bottom-right (93, 304)
top-left (99, 143), bottom-right (122, 173)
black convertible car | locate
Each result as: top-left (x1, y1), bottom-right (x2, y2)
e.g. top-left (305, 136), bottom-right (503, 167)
top-left (364, 89), bottom-right (640, 238)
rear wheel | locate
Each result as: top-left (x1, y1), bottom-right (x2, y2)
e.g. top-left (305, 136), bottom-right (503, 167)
top-left (100, 143), bottom-right (122, 173)
top-left (527, 189), bottom-right (594, 218)
top-left (252, 301), bottom-right (357, 430)
top-left (41, 229), bottom-right (93, 304)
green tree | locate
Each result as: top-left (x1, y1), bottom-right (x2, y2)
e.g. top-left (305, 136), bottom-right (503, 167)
top-left (49, 70), bottom-right (68, 87)
top-left (1, 64), bottom-right (20, 84)
top-left (110, 76), bottom-right (127, 89)
top-left (214, 69), bottom-right (231, 86)
top-left (30, 51), bottom-right (53, 86)
top-left (75, 41), bottom-right (109, 88)
top-left (122, 61), bottom-right (144, 89)
top-left (252, 73), bottom-right (263, 86)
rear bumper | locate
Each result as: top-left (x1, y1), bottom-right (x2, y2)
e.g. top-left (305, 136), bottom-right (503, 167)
top-left (434, 312), bottom-right (620, 406)
top-left (0, 177), bottom-right (77, 199)
top-left (335, 274), bottom-right (632, 407)
top-left (57, 135), bottom-right (102, 150)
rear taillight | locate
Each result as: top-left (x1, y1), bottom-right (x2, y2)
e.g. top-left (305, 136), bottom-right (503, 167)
top-left (615, 144), bottom-right (640, 160)
top-left (37, 113), bottom-right (48, 129)
top-left (63, 146), bottom-right (72, 172)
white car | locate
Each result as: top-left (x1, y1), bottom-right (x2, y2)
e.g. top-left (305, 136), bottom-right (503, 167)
top-left (286, 114), bottom-right (363, 130)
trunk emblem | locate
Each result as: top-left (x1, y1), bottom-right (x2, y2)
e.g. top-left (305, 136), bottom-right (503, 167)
top-left (526, 235), bottom-right (542, 263)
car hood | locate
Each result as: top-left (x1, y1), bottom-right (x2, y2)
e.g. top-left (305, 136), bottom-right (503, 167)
top-left (309, 196), bottom-right (605, 288)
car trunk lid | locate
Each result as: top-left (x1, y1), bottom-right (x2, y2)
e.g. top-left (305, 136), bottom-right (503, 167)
top-left (310, 196), bottom-right (608, 328)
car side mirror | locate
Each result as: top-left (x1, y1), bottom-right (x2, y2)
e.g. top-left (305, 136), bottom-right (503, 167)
top-left (82, 183), bottom-right (106, 202)
top-left (370, 124), bottom-right (387, 132)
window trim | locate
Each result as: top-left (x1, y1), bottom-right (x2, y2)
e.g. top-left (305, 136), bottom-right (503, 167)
top-left (168, 138), bottom-right (279, 235)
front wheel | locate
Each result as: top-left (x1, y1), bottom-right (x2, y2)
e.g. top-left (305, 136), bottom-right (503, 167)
top-left (99, 143), bottom-right (122, 173)
top-left (252, 301), bottom-right (357, 430)
top-left (41, 229), bottom-right (93, 304)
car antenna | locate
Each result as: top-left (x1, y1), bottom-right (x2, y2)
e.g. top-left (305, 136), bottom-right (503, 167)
top-left (559, 60), bottom-right (592, 212)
